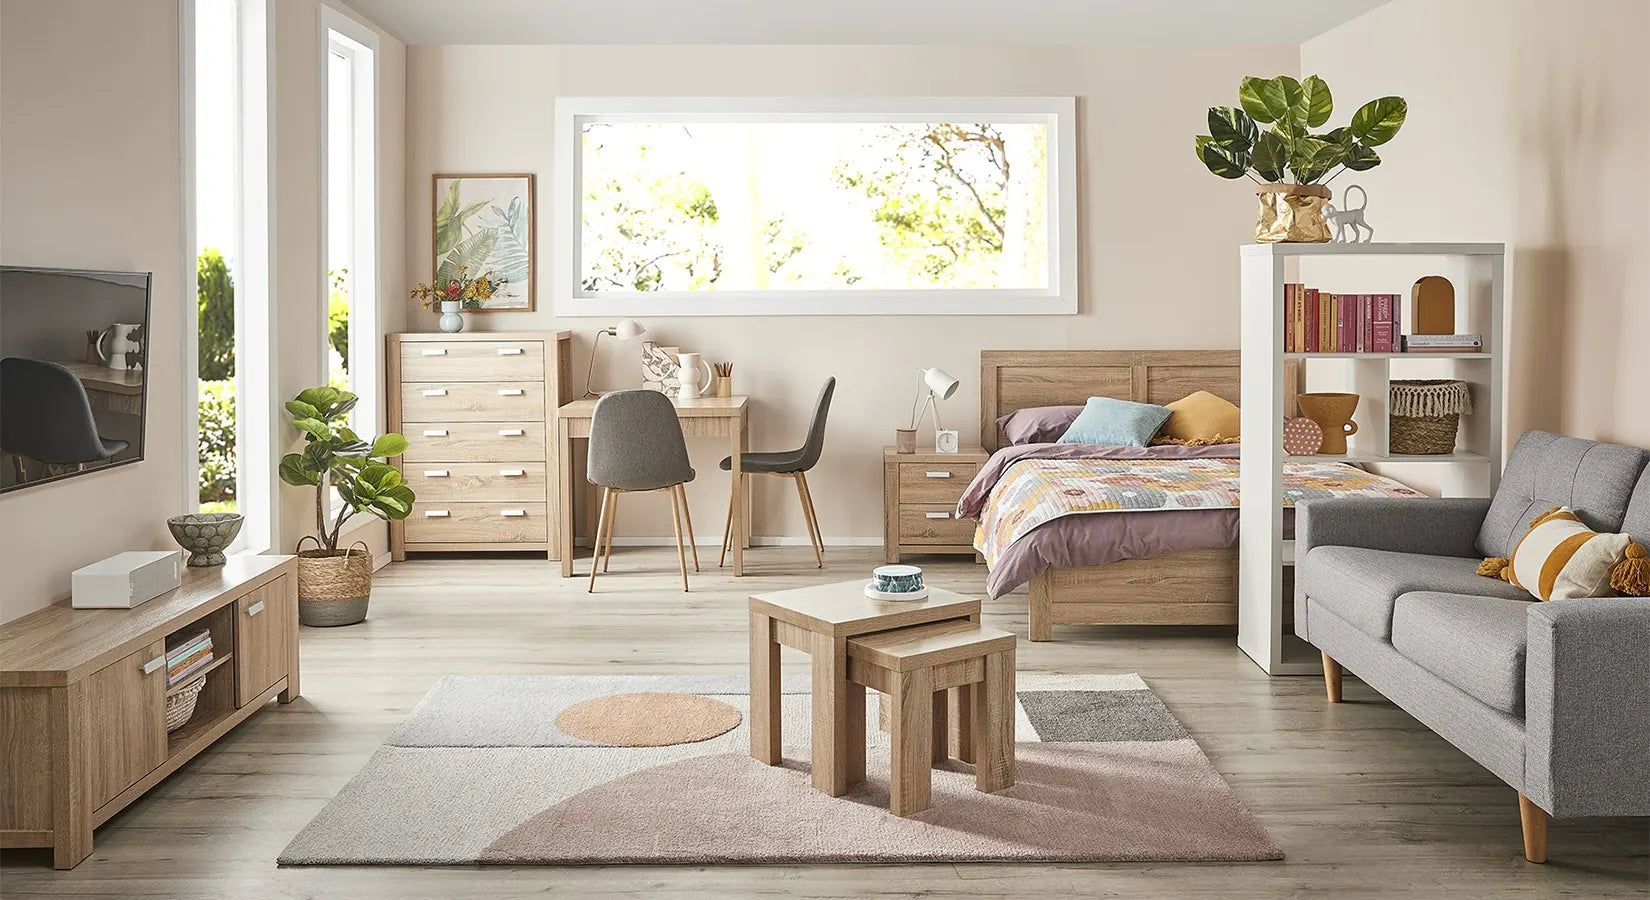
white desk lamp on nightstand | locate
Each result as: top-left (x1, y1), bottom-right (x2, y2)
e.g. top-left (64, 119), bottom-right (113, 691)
top-left (909, 367), bottom-right (961, 453)
top-left (581, 319), bottom-right (647, 398)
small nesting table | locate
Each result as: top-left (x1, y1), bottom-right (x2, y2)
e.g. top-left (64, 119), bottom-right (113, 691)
top-left (748, 582), bottom-right (980, 796)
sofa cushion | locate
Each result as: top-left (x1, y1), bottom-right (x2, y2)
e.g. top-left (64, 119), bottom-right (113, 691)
top-left (1392, 592), bottom-right (1535, 716)
top-left (1302, 546), bottom-right (1531, 640)
top-left (1477, 430), bottom-right (1648, 559)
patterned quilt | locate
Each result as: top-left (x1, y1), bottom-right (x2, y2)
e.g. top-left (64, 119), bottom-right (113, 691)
top-left (970, 457), bottom-right (1425, 568)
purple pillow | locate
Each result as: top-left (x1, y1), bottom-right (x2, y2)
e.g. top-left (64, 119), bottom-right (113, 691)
top-left (996, 405), bottom-right (1084, 445)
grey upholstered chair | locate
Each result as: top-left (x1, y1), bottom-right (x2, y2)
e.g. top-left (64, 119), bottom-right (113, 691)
top-left (586, 389), bottom-right (698, 592)
top-left (0, 357), bottom-right (129, 484)
top-left (719, 377), bottom-right (835, 568)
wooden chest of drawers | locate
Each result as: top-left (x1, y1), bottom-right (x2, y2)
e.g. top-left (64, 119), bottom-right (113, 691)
top-left (882, 445), bottom-right (989, 563)
top-left (386, 331), bottom-right (572, 560)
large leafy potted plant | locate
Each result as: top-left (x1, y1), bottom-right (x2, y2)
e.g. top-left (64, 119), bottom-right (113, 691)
top-left (1196, 74), bottom-right (1406, 242)
top-left (279, 386), bottom-right (413, 626)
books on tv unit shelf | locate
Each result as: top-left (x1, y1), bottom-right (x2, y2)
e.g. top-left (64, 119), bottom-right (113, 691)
top-left (1281, 282), bottom-right (1486, 355)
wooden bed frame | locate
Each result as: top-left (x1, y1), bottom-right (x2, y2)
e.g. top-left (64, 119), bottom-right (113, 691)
top-left (979, 350), bottom-right (1297, 640)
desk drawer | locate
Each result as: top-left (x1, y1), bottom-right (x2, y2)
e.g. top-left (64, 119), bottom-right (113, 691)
top-left (400, 340), bottom-right (544, 382)
top-left (403, 463), bottom-right (547, 503)
top-left (402, 422), bottom-right (545, 462)
top-left (402, 382), bottom-right (545, 422)
top-left (405, 502), bottom-right (549, 543)
top-left (897, 462), bottom-right (978, 504)
top-left (898, 504), bottom-right (976, 545)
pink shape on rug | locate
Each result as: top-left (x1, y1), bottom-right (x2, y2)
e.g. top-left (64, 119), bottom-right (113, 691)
top-left (480, 740), bottom-right (1282, 864)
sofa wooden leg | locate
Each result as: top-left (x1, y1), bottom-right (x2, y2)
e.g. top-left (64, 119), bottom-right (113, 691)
top-left (1322, 652), bottom-right (1343, 703)
top-left (1518, 793), bottom-right (1548, 863)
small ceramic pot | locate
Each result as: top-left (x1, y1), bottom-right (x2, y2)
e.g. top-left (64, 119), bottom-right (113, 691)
top-left (1296, 393), bottom-right (1360, 455)
top-left (894, 428), bottom-right (917, 454)
top-left (1282, 416), bottom-right (1325, 455)
top-left (438, 300), bottom-right (465, 333)
top-left (871, 565), bottom-right (925, 595)
top-left (167, 513), bottom-right (245, 566)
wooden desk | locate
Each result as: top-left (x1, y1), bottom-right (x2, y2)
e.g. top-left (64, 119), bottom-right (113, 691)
top-left (556, 395), bottom-right (750, 577)
top-left (56, 361), bottom-right (143, 415)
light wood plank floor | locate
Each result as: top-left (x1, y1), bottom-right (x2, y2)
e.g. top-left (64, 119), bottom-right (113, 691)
top-left (2, 549), bottom-right (1645, 898)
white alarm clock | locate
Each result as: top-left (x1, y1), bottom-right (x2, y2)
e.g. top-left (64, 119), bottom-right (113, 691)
top-left (935, 429), bottom-right (959, 454)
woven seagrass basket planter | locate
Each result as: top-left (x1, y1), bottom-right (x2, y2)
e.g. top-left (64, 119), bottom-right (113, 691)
top-left (1389, 379), bottom-right (1472, 454)
top-left (295, 537), bottom-right (372, 627)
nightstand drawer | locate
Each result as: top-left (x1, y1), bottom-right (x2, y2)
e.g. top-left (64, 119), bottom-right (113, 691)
top-left (897, 505), bottom-right (976, 545)
top-left (897, 462), bottom-right (978, 503)
top-left (400, 340), bottom-right (545, 382)
top-left (402, 422), bottom-right (546, 462)
top-left (405, 502), bottom-right (549, 543)
top-left (402, 382), bottom-right (546, 422)
top-left (402, 463), bottom-right (547, 503)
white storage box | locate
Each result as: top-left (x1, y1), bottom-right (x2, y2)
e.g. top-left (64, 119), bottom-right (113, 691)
top-left (71, 551), bottom-right (183, 609)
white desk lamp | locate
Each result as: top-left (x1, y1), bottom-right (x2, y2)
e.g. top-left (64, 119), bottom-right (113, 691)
top-left (909, 367), bottom-right (961, 452)
top-left (581, 319), bottom-right (647, 398)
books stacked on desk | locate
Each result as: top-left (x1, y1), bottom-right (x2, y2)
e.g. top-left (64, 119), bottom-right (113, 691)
top-left (165, 628), bottom-right (214, 687)
top-left (1403, 334), bottom-right (1484, 353)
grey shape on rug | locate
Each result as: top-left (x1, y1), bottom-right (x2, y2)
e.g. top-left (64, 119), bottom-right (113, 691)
top-left (1016, 689), bottom-right (1189, 743)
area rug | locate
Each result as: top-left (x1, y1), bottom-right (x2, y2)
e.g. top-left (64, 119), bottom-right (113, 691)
top-left (278, 673), bottom-right (1281, 866)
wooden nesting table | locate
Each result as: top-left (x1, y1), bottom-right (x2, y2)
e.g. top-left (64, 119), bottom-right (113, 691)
top-left (749, 581), bottom-right (1013, 813)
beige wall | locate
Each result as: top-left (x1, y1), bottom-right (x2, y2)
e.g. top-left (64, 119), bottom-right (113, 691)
top-left (406, 43), bottom-right (1299, 542)
top-left (1303, 0), bottom-right (1650, 448)
top-left (0, 0), bottom-right (188, 621)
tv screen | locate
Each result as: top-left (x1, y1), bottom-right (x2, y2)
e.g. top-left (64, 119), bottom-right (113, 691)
top-left (0, 266), bottom-right (152, 493)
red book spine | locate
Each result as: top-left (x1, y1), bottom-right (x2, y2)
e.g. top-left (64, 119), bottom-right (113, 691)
top-left (1339, 295), bottom-right (1351, 352)
top-left (1361, 294), bottom-right (1373, 353)
top-left (1306, 288), bottom-right (1319, 352)
top-left (1372, 293), bottom-right (1394, 353)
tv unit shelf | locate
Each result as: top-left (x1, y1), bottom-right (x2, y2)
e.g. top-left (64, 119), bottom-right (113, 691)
top-left (0, 554), bottom-right (298, 869)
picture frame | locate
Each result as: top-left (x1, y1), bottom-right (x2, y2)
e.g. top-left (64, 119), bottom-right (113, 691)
top-left (431, 173), bottom-right (535, 312)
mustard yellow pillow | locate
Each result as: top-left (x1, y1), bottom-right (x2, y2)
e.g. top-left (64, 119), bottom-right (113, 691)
top-left (1154, 391), bottom-right (1240, 444)
top-left (1505, 506), bottom-right (1630, 601)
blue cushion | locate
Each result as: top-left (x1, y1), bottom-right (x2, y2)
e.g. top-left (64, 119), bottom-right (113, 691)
top-left (1055, 397), bottom-right (1172, 447)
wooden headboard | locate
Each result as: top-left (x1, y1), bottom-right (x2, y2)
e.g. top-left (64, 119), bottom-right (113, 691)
top-left (980, 349), bottom-right (1281, 451)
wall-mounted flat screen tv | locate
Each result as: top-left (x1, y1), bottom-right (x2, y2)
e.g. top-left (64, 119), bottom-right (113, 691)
top-left (0, 266), bottom-right (152, 494)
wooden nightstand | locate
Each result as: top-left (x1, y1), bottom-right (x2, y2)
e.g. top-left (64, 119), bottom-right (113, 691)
top-left (883, 445), bottom-right (989, 563)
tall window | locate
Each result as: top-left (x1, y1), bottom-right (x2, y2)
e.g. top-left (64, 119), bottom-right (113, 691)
top-left (323, 14), bottom-right (377, 439)
top-left (554, 98), bottom-right (1077, 316)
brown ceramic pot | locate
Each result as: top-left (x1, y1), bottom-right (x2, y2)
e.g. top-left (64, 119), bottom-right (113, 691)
top-left (1296, 393), bottom-right (1360, 455)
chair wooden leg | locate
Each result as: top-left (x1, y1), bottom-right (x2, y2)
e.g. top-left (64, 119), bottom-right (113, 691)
top-left (588, 486), bottom-right (612, 593)
top-left (1323, 652), bottom-right (1343, 703)
top-left (794, 473), bottom-right (824, 568)
top-left (1519, 794), bottom-right (1548, 863)
top-left (599, 489), bottom-right (617, 573)
top-left (719, 480), bottom-right (735, 568)
top-left (676, 484), bottom-right (700, 572)
top-left (668, 485), bottom-right (690, 592)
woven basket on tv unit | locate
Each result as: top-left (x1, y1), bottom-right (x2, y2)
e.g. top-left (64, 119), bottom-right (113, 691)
top-left (165, 677), bottom-right (206, 732)
top-left (1389, 379), bottom-right (1472, 455)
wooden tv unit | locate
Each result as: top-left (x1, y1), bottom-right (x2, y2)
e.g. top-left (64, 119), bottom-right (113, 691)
top-left (0, 554), bottom-right (298, 869)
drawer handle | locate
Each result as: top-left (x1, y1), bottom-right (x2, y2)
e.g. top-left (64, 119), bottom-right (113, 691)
top-left (499, 468), bottom-right (525, 477)
top-left (498, 428), bottom-right (525, 436)
top-left (246, 600), bottom-right (266, 616)
top-left (420, 348), bottom-right (447, 356)
top-left (925, 511), bottom-right (951, 519)
top-left (500, 509), bottom-right (526, 517)
top-left (423, 429), bottom-right (448, 437)
top-left (141, 655), bottom-right (166, 675)
top-left (497, 388), bottom-right (524, 396)
top-left (425, 509), bottom-right (450, 518)
top-left (422, 388), bottom-right (448, 397)
top-left (924, 471), bottom-right (952, 479)
top-left (423, 469), bottom-right (449, 478)
top-left (496, 347), bottom-right (524, 356)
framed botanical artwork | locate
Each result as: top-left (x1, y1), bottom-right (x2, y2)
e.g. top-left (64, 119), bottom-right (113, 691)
top-left (431, 173), bottom-right (535, 311)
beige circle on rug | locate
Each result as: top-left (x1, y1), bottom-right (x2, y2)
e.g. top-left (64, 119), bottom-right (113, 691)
top-left (555, 692), bottom-right (742, 747)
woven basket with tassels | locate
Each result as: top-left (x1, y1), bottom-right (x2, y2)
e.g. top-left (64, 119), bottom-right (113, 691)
top-left (295, 536), bottom-right (372, 627)
top-left (1390, 380), bottom-right (1472, 454)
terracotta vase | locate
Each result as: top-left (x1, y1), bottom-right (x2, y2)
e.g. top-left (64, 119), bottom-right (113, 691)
top-left (1296, 393), bottom-right (1360, 455)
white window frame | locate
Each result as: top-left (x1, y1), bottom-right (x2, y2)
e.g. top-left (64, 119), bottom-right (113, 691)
top-left (552, 96), bottom-right (1079, 317)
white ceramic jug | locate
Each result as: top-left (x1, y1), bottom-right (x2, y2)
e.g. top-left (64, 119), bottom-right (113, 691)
top-left (95, 323), bottom-right (144, 370)
top-left (676, 352), bottom-right (713, 400)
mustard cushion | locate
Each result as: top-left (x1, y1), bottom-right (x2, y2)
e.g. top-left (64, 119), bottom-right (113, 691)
top-left (1507, 506), bottom-right (1630, 601)
top-left (1155, 391), bottom-right (1240, 444)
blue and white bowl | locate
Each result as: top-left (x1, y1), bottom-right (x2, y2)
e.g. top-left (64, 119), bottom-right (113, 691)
top-left (865, 564), bottom-right (927, 601)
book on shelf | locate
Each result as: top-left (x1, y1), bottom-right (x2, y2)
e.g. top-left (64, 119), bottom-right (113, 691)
top-left (1404, 333), bottom-right (1483, 352)
top-left (1282, 289), bottom-right (1419, 354)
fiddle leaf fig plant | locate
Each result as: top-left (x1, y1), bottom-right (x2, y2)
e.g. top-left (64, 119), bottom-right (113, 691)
top-left (279, 386), bottom-right (414, 552)
top-left (1198, 74), bottom-right (1406, 185)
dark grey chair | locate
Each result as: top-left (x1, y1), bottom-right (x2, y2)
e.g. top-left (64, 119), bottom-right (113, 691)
top-left (719, 377), bottom-right (835, 568)
top-left (0, 357), bottom-right (129, 483)
top-left (586, 390), bottom-right (698, 592)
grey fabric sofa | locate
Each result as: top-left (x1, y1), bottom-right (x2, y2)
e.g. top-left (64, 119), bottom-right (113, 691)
top-left (1295, 430), bottom-right (1650, 863)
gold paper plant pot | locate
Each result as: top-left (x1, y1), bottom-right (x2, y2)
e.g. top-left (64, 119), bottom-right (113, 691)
top-left (1255, 183), bottom-right (1333, 243)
